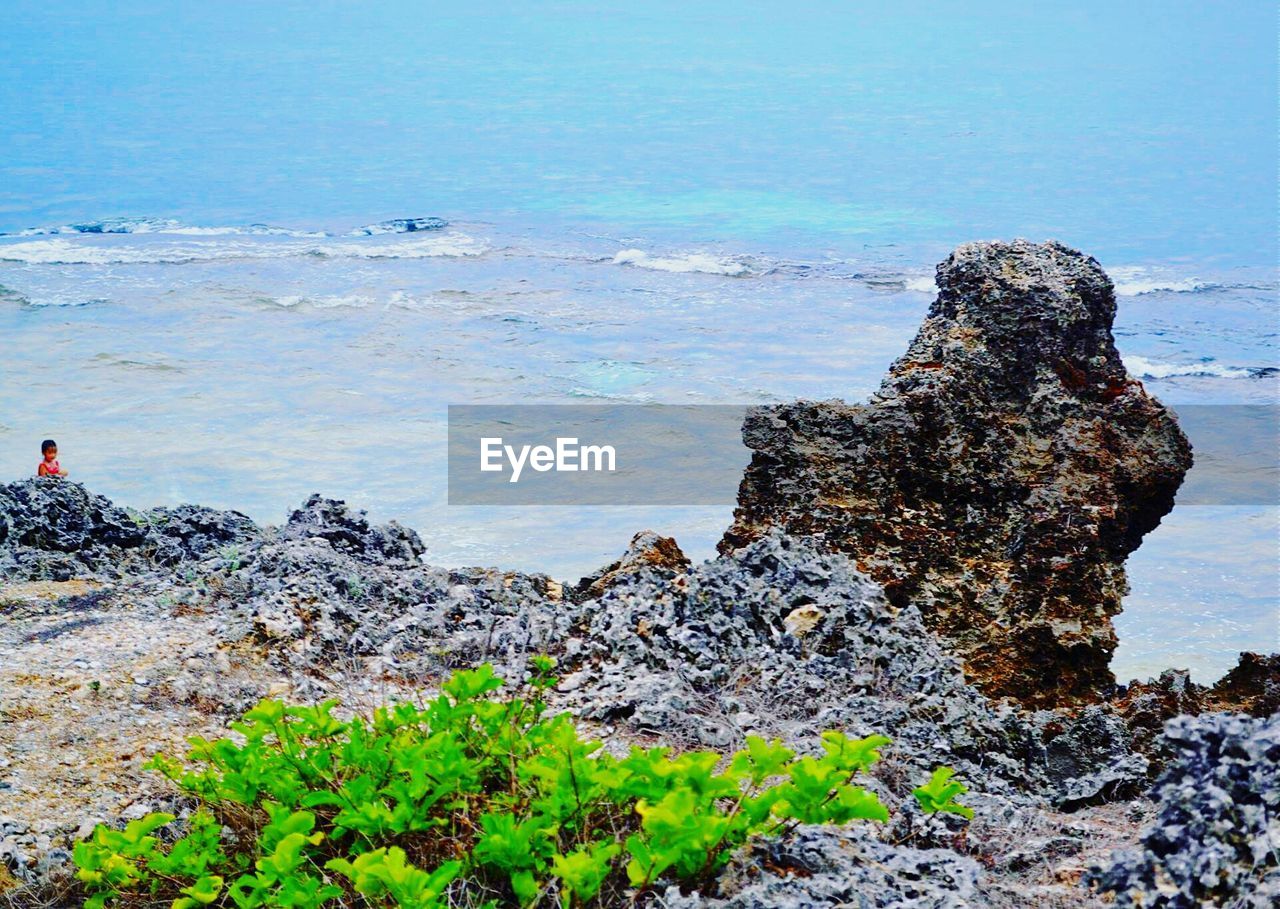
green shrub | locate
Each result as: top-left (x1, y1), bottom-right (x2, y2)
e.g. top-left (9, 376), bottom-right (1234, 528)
top-left (74, 658), bottom-right (970, 907)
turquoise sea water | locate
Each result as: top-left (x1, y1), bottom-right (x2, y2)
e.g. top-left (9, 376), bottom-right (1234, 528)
top-left (1, 2), bottom-right (1276, 681)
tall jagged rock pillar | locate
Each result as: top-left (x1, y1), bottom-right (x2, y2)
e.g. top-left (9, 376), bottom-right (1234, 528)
top-left (722, 240), bottom-right (1192, 706)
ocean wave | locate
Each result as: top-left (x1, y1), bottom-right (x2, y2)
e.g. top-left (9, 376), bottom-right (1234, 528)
top-left (11, 217), bottom-right (327, 238)
top-left (266, 294), bottom-right (374, 309)
top-left (7, 216), bottom-right (452, 238)
top-left (611, 248), bottom-right (756, 277)
top-left (347, 217), bottom-right (449, 236)
top-left (0, 233), bottom-right (489, 265)
top-left (263, 290), bottom-right (470, 311)
top-left (1106, 266), bottom-right (1217, 296)
top-left (1122, 355), bottom-right (1269, 380)
top-left (904, 276), bottom-right (939, 294)
top-left (0, 283), bottom-right (26, 304)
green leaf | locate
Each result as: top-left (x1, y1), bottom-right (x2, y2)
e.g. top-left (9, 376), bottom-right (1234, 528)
top-left (174, 874), bottom-right (223, 906)
top-left (729, 736), bottom-right (795, 785)
top-left (442, 663), bottom-right (503, 703)
top-left (818, 731), bottom-right (891, 773)
top-left (913, 766), bottom-right (974, 819)
top-left (551, 840), bottom-right (621, 904)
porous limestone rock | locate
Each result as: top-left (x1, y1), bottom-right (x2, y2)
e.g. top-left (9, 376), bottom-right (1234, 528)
top-left (663, 825), bottom-right (982, 909)
top-left (1088, 713), bottom-right (1280, 907)
top-left (722, 240), bottom-right (1192, 706)
top-left (569, 529), bottom-right (690, 602)
top-left (0, 479), bottom-right (147, 579)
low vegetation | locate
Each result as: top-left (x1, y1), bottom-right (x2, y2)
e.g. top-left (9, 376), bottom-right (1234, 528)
top-left (73, 659), bottom-right (970, 907)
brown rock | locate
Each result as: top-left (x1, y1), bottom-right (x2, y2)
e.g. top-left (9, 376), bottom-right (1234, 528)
top-left (1205, 652), bottom-right (1280, 717)
top-left (721, 240), bottom-right (1192, 707)
top-left (571, 530), bottom-right (691, 602)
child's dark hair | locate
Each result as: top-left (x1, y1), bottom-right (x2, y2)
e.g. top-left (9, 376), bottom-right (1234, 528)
top-left (41, 439), bottom-right (57, 453)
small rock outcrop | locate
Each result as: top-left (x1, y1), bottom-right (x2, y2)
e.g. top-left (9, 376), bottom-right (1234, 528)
top-left (663, 825), bottom-right (982, 909)
top-left (1088, 713), bottom-right (1280, 907)
top-left (0, 480), bottom-right (147, 579)
top-left (722, 240), bottom-right (1192, 706)
top-left (1206, 652), bottom-right (1280, 718)
top-left (143, 504), bottom-right (260, 566)
top-left (0, 479), bottom-right (259, 579)
top-left (1113, 655), bottom-right (1280, 773)
top-left (283, 493), bottom-right (425, 564)
top-left (569, 529), bottom-right (690, 602)
top-left (560, 531), bottom-right (1044, 792)
top-left (1039, 706), bottom-right (1149, 810)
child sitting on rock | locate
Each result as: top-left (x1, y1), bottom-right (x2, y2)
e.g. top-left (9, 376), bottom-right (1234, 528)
top-left (37, 439), bottom-right (68, 478)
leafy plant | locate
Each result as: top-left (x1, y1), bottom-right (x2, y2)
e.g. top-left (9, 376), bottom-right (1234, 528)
top-left (912, 766), bottom-right (975, 819)
top-left (75, 660), bottom-right (970, 907)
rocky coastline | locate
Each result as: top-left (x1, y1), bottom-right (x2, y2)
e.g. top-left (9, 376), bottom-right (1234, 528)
top-left (1, 241), bottom-right (1275, 907)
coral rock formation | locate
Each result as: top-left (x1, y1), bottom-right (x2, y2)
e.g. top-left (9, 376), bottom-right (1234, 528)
top-left (569, 529), bottom-right (690, 602)
top-left (1088, 713), bottom-right (1280, 907)
top-left (723, 240), bottom-right (1192, 706)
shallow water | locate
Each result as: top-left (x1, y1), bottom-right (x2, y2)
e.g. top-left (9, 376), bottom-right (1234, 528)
top-left (1, 2), bottom-right (1276, 682)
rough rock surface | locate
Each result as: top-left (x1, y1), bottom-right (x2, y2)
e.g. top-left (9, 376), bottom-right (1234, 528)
top-left (1088, 713), bottom-right (1280, 907)
top-left (1112, 669), bottom-right (1207, 778)
top-left (0, 479), bottom-right (258, 579)
top-left (1113, 655), bottom-right (1280, 775)
top-left (1206, 652), bottom-right (1280, 718)
top-left (722, 240), bottom-right (1193, 706)
top-left (663, 825), bottom-right (982, 909)
top-left (142, 503), bottom-right (260, 567)
top-left (569, 530), bottom-right (690, 602)
top-left (200, 496), bottom-right (563, 698)
top-left (559, 530), bottom-right (1045, 794)
top-left (0, 480), bottom-right (147, 579)
top-left (1038, 706), bottom-right (1149, 810)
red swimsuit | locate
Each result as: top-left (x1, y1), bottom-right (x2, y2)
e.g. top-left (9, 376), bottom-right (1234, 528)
top-left (39, 459), bottom-right (60, 476)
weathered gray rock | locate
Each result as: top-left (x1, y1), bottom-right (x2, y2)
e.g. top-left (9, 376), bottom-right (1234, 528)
top-left (196, 496), bottom-right (564, 694)
top-left (663, 825), bottom-right (982, 908)
top-left (569, 529), bottom-right (690, 602)
top-left (283, 493), bottom-right (425, 564)
top-left (722, 240), bottom-right (1192, 707)
top-left (0, 479), bottom-right (147, 579)
top-left (0, 480), bottom-right (260, 579)
top-left (561, 531), bottom-right (1046, 793)
top-left (142, 503), bottom-right (260, 566)
top-left (1088, 713), bottom-right (1280, 907)
top-left (1039, 706), bottom-right (1149, 810)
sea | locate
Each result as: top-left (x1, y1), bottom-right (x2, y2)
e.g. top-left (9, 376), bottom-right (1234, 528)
top-left (1, 1), bottom-right (1276, 683)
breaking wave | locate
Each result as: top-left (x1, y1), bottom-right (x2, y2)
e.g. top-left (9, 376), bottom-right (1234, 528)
top-left (347, 218), bottom-right (449, 236)
top-left (1122, 355), bottom-right (1271, 380)
top-left (903, 276), bottom-right (939, 294)
top-left (0, 233), bottom-right (488, 266)
top-left (611, 248), bottom-right (757, 277)
top-left (10, 218), bottom-right (328, 238)
top-left (1107, 266), bottom-right (1219, 296)
top-left (6, 216), bottom-right (452, 238)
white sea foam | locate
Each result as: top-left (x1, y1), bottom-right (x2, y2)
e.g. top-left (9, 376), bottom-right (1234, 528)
top-left (612, 248), bottom-right (754, 277)
top-left (904, 276), bottom-right (938, 294)
top-left (1108, 266), bottom-right (1210, 296)
top-left (268, 294), bottom-right (375, 309)
top-left (1123, 354), bottom-right (1256, 380)
top-left (347, 218), bottom-right (449, 236)
top-left (0, 233), bottom-right (488, 265)
top-left (13, 218), bottom-right (327, 238)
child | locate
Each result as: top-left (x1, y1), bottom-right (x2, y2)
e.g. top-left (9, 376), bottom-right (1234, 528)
top-left (38, 439), bottom-right (68, 478)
